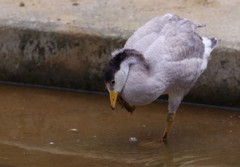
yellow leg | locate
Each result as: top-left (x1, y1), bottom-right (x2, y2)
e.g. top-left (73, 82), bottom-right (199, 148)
top-left (162, 112), bottom-right (176, 142)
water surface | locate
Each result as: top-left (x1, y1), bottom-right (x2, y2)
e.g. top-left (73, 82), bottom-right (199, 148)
top-left (0, 84), bottom-right (239, 166)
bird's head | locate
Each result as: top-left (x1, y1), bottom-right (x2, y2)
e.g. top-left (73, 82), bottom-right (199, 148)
top-left (104, 49), bottom-right (147, 109)
top-left (104, 49), bottom-right (130, 109)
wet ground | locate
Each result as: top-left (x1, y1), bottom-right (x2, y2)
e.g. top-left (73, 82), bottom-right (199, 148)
top-left (0, 84), bottom-right (239, 167)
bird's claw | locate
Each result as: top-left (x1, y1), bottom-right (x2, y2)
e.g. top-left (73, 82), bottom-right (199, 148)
top-left (162, 133), bottom-right (168, 144)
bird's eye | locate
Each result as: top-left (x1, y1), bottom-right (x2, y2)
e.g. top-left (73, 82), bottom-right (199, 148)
top-left (111, 80), bottom-right (115, 85)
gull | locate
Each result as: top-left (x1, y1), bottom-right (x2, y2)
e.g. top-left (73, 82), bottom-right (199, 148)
top-left (104, 14), bottom-right (217, 142)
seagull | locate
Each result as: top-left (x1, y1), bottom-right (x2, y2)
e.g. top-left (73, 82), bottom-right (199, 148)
top-left (104, 14), bottom-right (217, 142)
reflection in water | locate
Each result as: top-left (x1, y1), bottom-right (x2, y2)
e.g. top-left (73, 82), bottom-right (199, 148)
top-left (0, 84), bottom-right (239, 167)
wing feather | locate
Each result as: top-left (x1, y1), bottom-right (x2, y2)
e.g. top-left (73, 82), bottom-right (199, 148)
top-left (124, 14), bottom-right (179, 53)
top-left (124, 14), bottom-right (205, 62)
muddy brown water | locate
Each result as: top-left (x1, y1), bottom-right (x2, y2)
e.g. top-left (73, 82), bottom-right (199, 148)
top-left (0, 84), bottom-right (239, 167)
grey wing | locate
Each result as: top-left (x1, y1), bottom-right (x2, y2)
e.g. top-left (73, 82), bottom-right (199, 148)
top-left (144, 16), bottom-right (205, 62)
top-left (124, 14), bottom-right (180, 54)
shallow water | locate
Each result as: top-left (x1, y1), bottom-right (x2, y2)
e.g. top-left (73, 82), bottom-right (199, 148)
top-left (0, 84), bottom-right (239, 167)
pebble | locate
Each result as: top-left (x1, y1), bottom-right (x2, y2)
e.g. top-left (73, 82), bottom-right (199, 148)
top-left (19, 2), bottom-right (25, 7)
top-left (49, 141), bottom-right (54, 145)
top-left (69, 128), bottom-right (78, 132)
top-left (129, 137), bottom-right (138, 142)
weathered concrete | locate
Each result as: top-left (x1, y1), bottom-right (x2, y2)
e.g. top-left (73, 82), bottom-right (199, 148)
top-left (0, 0), bottom-right (239, 107)
top-left (0, 25), bottom-right (124, 90)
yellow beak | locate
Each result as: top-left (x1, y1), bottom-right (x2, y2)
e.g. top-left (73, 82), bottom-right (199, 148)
top-left (109, 91), bottom-right (118, 109)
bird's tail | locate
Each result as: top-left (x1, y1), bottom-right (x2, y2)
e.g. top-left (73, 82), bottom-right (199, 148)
top-left (201, 37), bottom-right (217, 70)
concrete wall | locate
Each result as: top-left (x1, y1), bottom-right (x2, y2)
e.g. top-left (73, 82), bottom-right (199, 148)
top-left (186, 47), bottom-right (240, 107)
top-left (0, 24), bottom-right (124, 91)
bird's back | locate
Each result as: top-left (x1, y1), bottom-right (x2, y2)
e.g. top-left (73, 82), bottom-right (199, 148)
top-left (124, 14), bottom-right (207, 62)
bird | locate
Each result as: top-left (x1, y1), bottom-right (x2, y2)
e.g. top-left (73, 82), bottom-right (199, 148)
top-left (104, 14), bottom-right (217, 142)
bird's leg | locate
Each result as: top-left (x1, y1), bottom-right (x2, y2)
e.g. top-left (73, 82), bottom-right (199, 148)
top-left (162, 93), bottom-right (182, 142)
top-left (162, 112), bottom-right (176, 142)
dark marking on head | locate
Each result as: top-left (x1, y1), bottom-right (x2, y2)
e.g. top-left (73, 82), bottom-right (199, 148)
top-left (104, 66), bottom-right (116, 84)
top-left (104, 49), bottom-right (147, 83)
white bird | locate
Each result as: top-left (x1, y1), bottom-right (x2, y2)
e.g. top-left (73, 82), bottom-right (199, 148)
top-left (104, 14), bottom-right (217, 142)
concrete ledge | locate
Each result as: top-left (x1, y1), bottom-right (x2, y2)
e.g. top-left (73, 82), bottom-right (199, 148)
top-left (0, 22), bottom-right (125, 91)
top-left (0, 0), bottom-right (239, 107)
top-left (186, 47), bottom-right (240, 107)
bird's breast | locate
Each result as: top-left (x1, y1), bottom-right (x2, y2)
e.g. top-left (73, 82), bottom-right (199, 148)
top-left (120, 69), bottom-right (164, 105)
top-left (121, 85), bottom-right (158, 106)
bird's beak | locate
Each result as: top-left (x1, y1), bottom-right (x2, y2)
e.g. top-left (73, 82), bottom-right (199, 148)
top-left (109, 91), bottom-right (118, 110)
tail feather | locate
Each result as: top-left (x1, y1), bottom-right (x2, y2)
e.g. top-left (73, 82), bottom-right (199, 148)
top-left (201, 37), bottom-right (217, 70)
top-left (202, 37), bottom-right (217, 49)
top-left (210, 38), bottom-right (217, 49)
